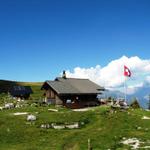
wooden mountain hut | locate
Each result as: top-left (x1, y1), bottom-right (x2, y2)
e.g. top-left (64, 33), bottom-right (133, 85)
top-left (41, 75), bottom-right (104, 109)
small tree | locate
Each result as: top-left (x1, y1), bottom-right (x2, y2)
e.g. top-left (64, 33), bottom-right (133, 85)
top-left (130, 97), bottom-right (140, 109)
top-left (107, 96), bottom-right (115, 101)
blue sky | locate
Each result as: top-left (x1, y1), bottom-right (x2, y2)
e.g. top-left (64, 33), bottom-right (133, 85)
top-left (0, 0), bottom-right (150, 81)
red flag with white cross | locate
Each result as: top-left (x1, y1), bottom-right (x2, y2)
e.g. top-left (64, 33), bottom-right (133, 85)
top-left (124, 65), bottom-right (131, 77)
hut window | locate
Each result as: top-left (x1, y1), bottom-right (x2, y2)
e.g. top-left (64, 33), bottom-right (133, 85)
top-left (66, 99), bottom-right (71, 104)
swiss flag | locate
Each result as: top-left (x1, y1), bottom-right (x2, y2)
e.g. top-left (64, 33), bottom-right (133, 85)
top-left (124, 65), bottom-right (131, 77)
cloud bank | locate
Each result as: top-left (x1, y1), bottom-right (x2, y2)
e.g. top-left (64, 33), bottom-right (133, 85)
top-left (65, 56), bottom-right (150, 94)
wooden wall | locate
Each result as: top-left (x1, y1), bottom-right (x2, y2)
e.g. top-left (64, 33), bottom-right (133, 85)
top-left (45, 89), bottom-right (63, 105)
top-left (44, 86), bottom-right (99, 108)
top-left (60, 94), bottom-right (99, 109)
top-left (45, 89), bottom-right (55, 99)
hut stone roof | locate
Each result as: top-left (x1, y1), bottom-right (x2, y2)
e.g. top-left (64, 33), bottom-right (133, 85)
top-left (10, 86), bottom-right (33, 96)
top-left (42, 77), bottom-right (104, 95)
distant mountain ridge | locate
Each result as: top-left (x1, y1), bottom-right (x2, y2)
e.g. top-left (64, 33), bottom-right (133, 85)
top-left (101, 87), bottom-right (150, 109)
top-left (127, 85), bottom-right (150, 108)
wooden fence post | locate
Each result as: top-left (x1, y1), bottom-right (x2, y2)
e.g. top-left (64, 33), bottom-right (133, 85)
top-left (88, 138), bottom-right (92, 150)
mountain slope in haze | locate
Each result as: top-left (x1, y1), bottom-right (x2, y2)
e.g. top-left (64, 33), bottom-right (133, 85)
top-left (101, 87), bottom-right (150, 108)
top-left (127, 85), bottom-right (150, 108)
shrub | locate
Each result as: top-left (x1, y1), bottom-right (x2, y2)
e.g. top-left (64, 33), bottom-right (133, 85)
top-left (0, 93), bottom-right (14, 104)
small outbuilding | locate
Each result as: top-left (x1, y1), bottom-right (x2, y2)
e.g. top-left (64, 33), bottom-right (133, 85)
top-left (10, 86), bottom-right (33, 99)
top-left (41, 73), bottom-right (104, 108)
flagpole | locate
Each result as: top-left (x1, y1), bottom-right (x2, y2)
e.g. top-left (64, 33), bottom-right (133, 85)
top-left (124, 76), bottom-right (127, 102)
top-left (124, 65), bottom-right (131, 103)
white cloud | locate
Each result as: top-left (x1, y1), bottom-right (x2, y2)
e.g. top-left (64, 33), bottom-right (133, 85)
top-left (65, 56), bottom-right (150, 95)
top-left (146, 76), bottom-right (150, 83)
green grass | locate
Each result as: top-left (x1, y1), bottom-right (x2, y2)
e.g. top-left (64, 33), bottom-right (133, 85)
top-left (0, 106), bottom-right (150, 150)
top-left (0, 80), bottom-right (150, 149)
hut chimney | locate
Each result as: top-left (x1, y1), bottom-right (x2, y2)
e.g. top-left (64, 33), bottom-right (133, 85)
top-left (62, 70), bottom-right (67, 79)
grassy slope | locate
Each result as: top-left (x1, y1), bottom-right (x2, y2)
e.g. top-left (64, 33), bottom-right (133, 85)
top-left (0, 80), bottom-right (150, 149)
top-left (0, 106), bottom-right (150, 150)
top-left (0, 80), bottom-right (43, 100)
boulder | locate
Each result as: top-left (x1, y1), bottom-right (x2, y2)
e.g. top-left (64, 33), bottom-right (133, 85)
top-left (4, 103), bottom-right (14, 109)
top-left (27, 115), bottom-right (36, 121)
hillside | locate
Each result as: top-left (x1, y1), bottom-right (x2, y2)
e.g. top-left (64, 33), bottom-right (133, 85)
top-left (0, 106), bottom-right (150, 149)
top-left (0, 80), bottom-right (43, 100)
top-left (0, 80), bottom-right (150, 149)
